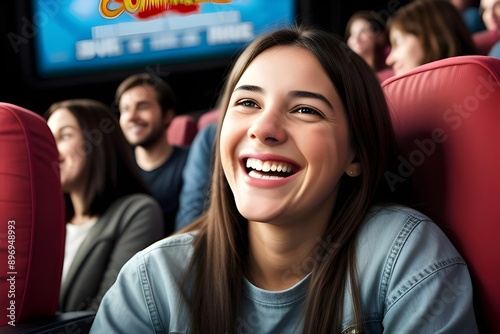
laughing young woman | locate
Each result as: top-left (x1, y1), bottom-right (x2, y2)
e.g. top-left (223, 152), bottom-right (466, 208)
top-left (90, 26), bottom-right (477, 333)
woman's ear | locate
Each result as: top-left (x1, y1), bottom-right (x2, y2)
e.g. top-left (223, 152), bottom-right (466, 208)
top-left (345, 162), bottom-right (361, 177)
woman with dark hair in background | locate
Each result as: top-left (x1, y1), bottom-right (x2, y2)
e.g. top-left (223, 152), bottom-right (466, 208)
top-left (91, 26), bottom-right (477, 333)
top-left (44, 99), bottom-right (164, 312)
top-left (345, 10), bottom-right (390, 73)
top-left (479, 0), bottom-right (500, 56)
top-left (386, 0), bottom-right (478, 76)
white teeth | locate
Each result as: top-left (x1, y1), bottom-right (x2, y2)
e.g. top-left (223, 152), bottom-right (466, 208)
top-left (245, 158), bottom-right (294, 174)
top-left (248, 170), bottom-right (285, 180)
top-left (262, 161), bottom-right (271, 172)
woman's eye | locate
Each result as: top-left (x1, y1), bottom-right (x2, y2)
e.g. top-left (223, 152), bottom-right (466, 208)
top-left (238, 100), bottom-right (258, 108)
top-left (294, 107), bottom-right (323, 117)
top-left (59, 133), bottom-right (72, 141)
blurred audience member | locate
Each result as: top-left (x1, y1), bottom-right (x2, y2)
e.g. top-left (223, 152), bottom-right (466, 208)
top-left (175, 121), bottom-right (217, 230)
top-left (479, 0), bottom-right (500, 56)
top-left (386, 0), bottom-right (478, 76)
top-left (480, 0), bottom-right (500, 30)
top-left (44, 99), bottom-right (164, 312)
top-left (450, 0), bottom-right (486, 33)
top-left (116, 73), bottom-right (189, 235)
top-left (345, 10), bottom-right (390, 72)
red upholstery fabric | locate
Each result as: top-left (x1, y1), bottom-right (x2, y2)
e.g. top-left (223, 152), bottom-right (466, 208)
top-left (382, 56), bottom-right (500, 332)
top-left (473, 29), bottom-right (500, 55)
top-left (377, 68), bottom-right (395, 83)
top-left (167, 114), bottom-right (198, 147)
top-left (0, 103), bottom-right (65, 326)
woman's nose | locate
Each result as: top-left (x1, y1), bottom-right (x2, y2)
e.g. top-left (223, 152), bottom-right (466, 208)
top-left (385, 50), bottom-right (394, 67)
top-left (247, 109), bottom-right (288, 145)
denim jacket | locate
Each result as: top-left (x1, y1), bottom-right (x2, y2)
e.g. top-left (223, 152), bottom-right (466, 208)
top-left (90, 205), bottom-right (477, 333)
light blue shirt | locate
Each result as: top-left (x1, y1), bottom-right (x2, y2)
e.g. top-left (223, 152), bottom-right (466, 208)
top-left (174, 122), bottom-right (217, 230)
top-left (489, 41), bottom-right (500, 59)
top-left (91, 205), bottom-right (477, 333)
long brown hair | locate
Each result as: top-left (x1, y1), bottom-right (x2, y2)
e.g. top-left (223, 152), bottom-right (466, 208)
top-left (387, 0), bottom-right (478, 65)
top-left (187, 25), bottom-right (410, 333)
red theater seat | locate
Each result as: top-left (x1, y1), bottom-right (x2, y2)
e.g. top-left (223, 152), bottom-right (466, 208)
top-left (0, 103), bottom-right (94, 333)
top-left (0, 103), bottom-right (65, 325)
top-left (377, 68), bottom-right (395, 83)
top-left (382, 56), bottom-right (500, 333)
top-left (167, 114), bottom-right (198, 147)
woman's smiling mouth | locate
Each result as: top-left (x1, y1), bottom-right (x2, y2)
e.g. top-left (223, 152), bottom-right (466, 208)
top-left (244, 157), bottom-right (298, 180)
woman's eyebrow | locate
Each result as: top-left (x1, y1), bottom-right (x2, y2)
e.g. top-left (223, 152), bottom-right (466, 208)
top-left (232, 86), bottom-right (334, 110)
top-left (233, 84), bottom-right (264, 93)
top-left (289, 90), bottom-right (334, 110)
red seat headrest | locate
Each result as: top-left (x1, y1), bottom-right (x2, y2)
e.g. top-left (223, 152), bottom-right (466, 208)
top-left (382, 56), bottom-right (500, 332)
top-left (0, 103), bottom-right (65, 325)
top-left (167, 114), bottom-right (198, 147)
